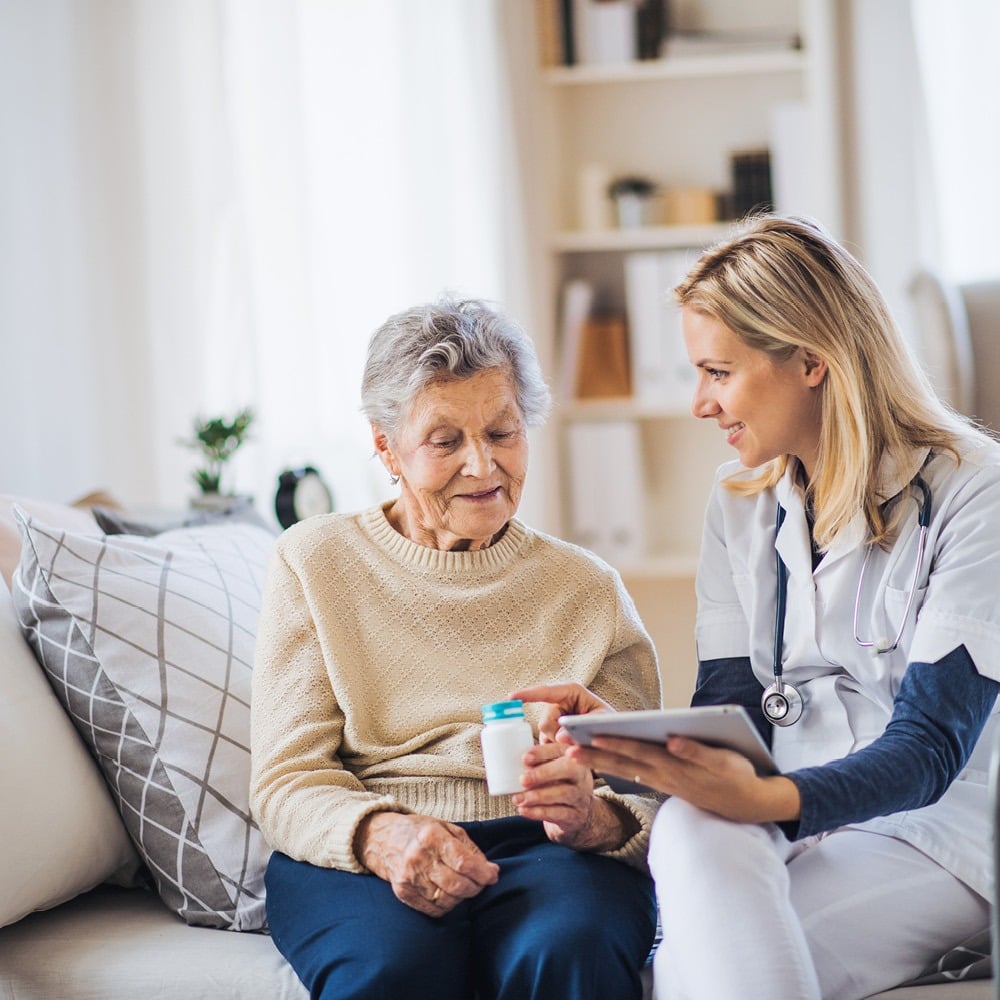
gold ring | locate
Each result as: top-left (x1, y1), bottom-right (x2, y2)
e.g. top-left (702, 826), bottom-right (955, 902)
top-left (431, 887), bottom-right (442, 902)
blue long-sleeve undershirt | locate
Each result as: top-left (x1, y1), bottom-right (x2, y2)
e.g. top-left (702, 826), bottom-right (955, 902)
top-left (690, 647), bottom-right (999, 839)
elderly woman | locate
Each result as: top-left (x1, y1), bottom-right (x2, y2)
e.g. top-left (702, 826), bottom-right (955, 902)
top-left (249, 297), bottom-right (661, 1000)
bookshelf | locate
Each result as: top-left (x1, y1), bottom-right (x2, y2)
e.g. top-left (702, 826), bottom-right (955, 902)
top-left (532, 0), bottom-right (844, 707)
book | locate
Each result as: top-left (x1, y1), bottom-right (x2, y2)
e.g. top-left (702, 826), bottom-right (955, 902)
top-left (635, 0), bottom-right (668, 61)
top-left (559, 0), bottom-right (575, 64)
top-left (535, 0), bottom-right (564, 67)
top-left (662, 28), bottom-right (801, 58)
top-left (730, 148), bottom-right (773, 219)
top-left (574, 315), bottom-right (631, 399)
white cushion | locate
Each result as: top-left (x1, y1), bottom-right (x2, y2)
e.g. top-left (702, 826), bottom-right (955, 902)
top-left (0, 885), bottom-right (307, 1000)
top-left (12, 513), bottom-right (276, 930)
top-left (0, 576), bottom-right (138, 929)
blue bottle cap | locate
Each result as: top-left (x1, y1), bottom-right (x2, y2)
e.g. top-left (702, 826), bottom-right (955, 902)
top-left (482, 699), bottom-right (525, 722)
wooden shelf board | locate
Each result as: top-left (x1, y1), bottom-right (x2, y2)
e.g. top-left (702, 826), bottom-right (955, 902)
top-left (557, 399), bottom-right (693, 421)
top-left (551, 223), bottom-right (733, 254)
top-left (542, 50), bottom-right (805, 86)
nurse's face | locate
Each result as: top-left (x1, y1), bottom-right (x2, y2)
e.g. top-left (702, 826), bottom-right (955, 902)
top-left (683, 308), bottom-right (827, 479)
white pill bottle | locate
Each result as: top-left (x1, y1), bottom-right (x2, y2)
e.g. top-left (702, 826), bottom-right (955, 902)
top-left (480, 699), bottom-right (534, 795)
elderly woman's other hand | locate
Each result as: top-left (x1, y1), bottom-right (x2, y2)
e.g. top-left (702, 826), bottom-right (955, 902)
top-left (512, 742), bottom-right (639, 853)
top-left (510, 683), bottom-right (615, 743)
top-left (355, 812), bottom-right (499, 917)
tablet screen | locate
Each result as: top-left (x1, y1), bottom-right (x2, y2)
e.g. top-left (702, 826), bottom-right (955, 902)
top-left (559, 704), bottom-right (776, 793)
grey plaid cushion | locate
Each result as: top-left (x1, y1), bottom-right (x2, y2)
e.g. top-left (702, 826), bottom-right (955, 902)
top-left (11, 509), bottom-right (274, 930)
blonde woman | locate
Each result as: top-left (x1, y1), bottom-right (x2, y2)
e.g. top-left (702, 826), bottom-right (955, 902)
top-left (518, 217), bottom-right (1000, 999)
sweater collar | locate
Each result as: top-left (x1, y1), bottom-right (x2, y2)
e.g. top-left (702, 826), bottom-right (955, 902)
top-left (362, 501), bottom-right (530, 571)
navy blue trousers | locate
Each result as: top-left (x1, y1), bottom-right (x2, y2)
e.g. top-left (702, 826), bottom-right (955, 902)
top-left (265, 816), bottom-right (656, 1000)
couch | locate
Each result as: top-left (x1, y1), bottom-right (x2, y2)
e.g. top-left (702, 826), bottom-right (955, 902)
top-left (0, 493), bottom-right (992, 1000)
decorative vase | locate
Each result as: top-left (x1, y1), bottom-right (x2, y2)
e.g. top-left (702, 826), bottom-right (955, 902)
top-left (188, 492), bottom-right (253, 514)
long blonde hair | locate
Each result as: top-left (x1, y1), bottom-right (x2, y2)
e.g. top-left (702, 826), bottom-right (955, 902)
top-left (675, 216), bottom-right (984, 548)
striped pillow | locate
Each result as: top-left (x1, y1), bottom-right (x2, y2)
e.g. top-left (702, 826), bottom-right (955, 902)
top-left (12, 510), bottom-right (275, 930)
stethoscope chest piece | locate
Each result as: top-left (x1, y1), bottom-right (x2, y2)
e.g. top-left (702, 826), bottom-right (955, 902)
top-left (761, 680), bottom-right (803, 727)
top-left (766, 473), bottom-right (931, 729)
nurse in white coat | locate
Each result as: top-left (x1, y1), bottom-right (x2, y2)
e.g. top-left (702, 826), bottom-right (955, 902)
top-left (516, 216), bottom-right (1000, 1000)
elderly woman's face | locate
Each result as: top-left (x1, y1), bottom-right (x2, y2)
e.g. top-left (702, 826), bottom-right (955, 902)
top-left (376, 368), bottom-right (529, 551)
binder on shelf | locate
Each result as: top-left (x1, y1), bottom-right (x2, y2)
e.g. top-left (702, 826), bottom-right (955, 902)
top-left (570, 0), bottom-right (637, 66)
top-left (769, 100), bottom-right (813, 217)
top-left (558, 277), bottom-right (595, 400)
top-left (565, 420), bottom-right (645, 565)
top-left (624, 249), bottom-right (697, 409)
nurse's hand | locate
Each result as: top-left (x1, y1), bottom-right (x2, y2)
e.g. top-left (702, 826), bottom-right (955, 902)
top-left (511, 740), bottom-right (639, 851)
top-left (567, 735), bottom-right (802, 824)
top-left (355, 812), bottom-right (499, 917)
top-left (510, 683), bottom-right (614, 744)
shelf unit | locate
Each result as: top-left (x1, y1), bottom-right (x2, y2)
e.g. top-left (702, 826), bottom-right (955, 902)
top-left (531, 0), bottom-right (843, 706)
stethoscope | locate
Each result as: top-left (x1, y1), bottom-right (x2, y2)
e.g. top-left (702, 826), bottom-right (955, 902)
top-left (761, 474), bottom-right (933, 727)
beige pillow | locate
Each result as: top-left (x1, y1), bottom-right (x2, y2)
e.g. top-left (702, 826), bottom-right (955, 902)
top-left (0, 495), bottom-right (102, 587)
top-left (0, 577), bottom-right (139, 928)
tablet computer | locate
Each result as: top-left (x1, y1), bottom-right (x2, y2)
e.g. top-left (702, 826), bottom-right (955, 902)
top-left (558, 704), bottom-right (777, 793)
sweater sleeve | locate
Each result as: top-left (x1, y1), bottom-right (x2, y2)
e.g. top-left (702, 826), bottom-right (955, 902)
top-left (588, 571), bottom-right (666, 871)
top-left (249, 545), bottom-right (411, 872)
top-left (784, 645), bottom-right (999, 839)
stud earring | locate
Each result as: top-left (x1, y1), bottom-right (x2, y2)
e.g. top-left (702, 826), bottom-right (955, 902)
top-left (389, 473), bottom-right (400, 486)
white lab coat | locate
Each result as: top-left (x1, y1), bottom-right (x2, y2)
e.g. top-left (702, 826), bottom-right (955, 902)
top-left (695, 439), bottom-right (1000, 897)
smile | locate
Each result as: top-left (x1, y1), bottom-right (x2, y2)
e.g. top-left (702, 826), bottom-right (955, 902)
top-left (722, 422), bottom-right (745, 445)
top-left (458, 487), bottom-right (502, 501)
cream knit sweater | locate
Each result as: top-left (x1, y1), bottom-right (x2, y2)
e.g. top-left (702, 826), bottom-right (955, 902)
top-left (249, 502), bottom-right (662, 874)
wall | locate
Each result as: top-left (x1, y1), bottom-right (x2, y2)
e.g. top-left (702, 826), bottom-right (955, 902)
top-left (0, 4), bottom-right (161, 504)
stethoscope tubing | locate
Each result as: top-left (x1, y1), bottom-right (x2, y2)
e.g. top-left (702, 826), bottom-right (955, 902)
top-left (852, 475), bottom-right (932, 654)
top-left (768, 474), bottom-right (932, 725)
top-left (772, 504), bottom-right (789, 692)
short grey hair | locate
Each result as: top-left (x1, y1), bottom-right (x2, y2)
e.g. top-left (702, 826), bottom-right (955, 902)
top-left (361, 296), bottom-right (552, 440)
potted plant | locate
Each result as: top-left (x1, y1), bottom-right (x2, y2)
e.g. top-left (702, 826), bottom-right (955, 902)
top-left (180, 407), bottom-right (255, 509)
top-left (608, 174), bottom-right (658, 228)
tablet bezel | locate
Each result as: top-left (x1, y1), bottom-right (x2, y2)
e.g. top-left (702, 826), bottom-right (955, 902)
top-left (558, 704), bottom-right (777, 793)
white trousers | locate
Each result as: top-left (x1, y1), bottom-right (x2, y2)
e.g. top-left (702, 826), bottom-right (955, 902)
top-left (649, 799), bottom-right (990, 1000)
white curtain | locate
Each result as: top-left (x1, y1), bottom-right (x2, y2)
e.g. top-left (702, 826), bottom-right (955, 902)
top-left (0, 0), bottom-right (543, 522)
top-left (911, 0), bottom-right (1000, 283)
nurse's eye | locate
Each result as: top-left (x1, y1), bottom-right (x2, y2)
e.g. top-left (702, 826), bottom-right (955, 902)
top-left (704, 367), bottom-right (728, 381)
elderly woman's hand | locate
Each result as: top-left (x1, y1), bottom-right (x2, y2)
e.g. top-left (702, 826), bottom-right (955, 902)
top-left (509, 683), bottom-right (614, 743)
top-left (512, 742), bottom-right (639, 853)
top-left (355, 812), bottom-right (499, 917)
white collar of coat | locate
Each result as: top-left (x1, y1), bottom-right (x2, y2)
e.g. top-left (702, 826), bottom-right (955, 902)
top-left (772, 446), bottom-right (932, 564)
